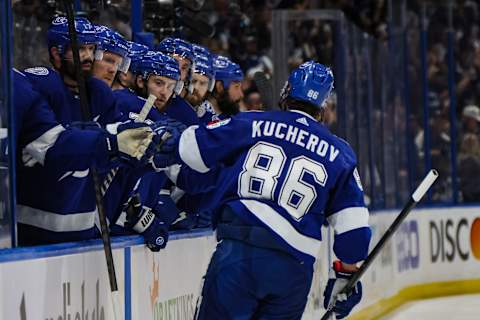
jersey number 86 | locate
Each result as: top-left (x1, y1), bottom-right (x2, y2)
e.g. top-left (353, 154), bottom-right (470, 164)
top-left (238, 142), bottom-right (328, 221)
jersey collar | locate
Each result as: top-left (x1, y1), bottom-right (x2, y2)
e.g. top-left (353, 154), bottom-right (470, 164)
top-left (289, 109), bottom-right (316, 121)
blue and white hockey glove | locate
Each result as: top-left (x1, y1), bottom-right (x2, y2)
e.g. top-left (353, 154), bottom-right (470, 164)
top-left (125, 193), bottom-right (169, 252)
top-left (146, 119), bottom-right (187, 171)
top-left (323, 260), bottom-right (362, 319)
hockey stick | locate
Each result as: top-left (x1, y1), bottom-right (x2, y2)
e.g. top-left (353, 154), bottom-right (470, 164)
top-left (321, 169), bottom-right (439, 320)
top-left (62, 2), bottom-right (122, 319)
top-left (253, 71), bottom-right (276, 110)
top-left (100, 94), bottom-right (157, 197)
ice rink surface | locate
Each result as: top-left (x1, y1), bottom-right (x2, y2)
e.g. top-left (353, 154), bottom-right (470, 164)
top-left (382, 294), bottom-right (480, 320)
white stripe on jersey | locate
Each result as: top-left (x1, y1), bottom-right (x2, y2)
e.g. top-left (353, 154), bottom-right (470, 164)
top-left (23, 124), bottom-right (65, 165)
top-left (179, 125), bottom-right (210, 173)
top-left (17, 205), bottom-right (96, 232)
top-left (327, 207), bottom-right (369, 235)
top-left (240, 199), bottom-right (322, 258)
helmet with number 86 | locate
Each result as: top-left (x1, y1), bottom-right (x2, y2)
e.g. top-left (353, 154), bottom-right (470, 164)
top-left (281, 61), bottom-right (334, 108)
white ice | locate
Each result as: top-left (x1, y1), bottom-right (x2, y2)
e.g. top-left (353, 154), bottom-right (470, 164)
top-left (382, 294), bottom-right (480, 320)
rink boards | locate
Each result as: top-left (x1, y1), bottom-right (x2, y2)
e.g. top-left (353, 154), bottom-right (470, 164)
top-left (0, 207), bottom-right (479, 319)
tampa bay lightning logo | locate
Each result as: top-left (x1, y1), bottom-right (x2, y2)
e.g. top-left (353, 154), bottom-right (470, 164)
top-left (24, 67), bottom-right (49, 76)
top-left (52, 16), bottom-right (68, 25)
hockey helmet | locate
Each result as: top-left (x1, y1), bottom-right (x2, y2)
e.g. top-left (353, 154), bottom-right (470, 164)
top-left (47, 16), bottom-right (97, 55)
top-left (281, 61), bottom-right (334, 108)
top-left (212, 55), bottom-right (244, 89)
top-left (94, 25), bottom-right (131, 72)
top-left (136, 51), bottom-right (183, 94)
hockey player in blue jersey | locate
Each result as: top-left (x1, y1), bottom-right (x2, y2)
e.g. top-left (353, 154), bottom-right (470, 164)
top-left (156, 37), bottom-right (199, 126)
top-left (92, 25), bottom-right (131, 87)
top-left (105, 50), bottom-right (196, 250)
top-left (172, 54), bottom-right (245, 228)
top-left (207, 54), bottom-right (244, 119)
top-left (13, 68), bottom-right (152, 175)
top-left (159, 61), bottom-right (371, 319)
top-left (112, 41), bottom-right (149, 91)
top-left (16, 16), bottom-right (148, 245)
top-left (184, 45), bottom-right (217, 124)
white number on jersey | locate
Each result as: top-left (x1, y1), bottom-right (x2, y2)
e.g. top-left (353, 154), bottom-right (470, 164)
top-left (238, 142), bottom-right (328, 220)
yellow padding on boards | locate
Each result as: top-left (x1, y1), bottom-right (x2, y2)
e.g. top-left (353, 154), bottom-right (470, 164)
top-left (348, 278), bottom-right (480, 320)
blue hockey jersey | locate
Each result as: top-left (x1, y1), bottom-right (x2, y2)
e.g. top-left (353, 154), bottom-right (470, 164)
top-left (165, 96), bottom-right (199, 126)
top-left (14, 69), bottom-right (114, 172)
top-left (177, 110), bottom-right (371, 264)
top-left (195, 100), bottom-right (223, 125)
top-left (17, 67), bottom-right (123, 245)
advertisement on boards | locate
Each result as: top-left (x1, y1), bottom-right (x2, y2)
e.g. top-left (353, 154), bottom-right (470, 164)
top-left (0, 248), bottom-right (125, 320)
top-left (130, 234), bottom-right (216, 320)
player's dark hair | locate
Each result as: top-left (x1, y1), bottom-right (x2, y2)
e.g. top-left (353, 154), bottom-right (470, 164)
top-left (282, 97), bottom-right (322, 120)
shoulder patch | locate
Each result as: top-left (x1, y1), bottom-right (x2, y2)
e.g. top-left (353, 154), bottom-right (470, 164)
top-left (206, 118), bottom-right (231, 129)
top-left (24, 67), bottom-right (49, 76)
top-left (353, 168), bottom-right (364, 191)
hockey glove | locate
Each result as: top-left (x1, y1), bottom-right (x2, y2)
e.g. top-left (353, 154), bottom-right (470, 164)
top-left (125, 193), bottom-right (169, 252)
top-left (147, 119), bottom-right (187, 171)
top-left (323, 261), bottom-right (362, 319)
top-left (105, 121), bottom-right (153, 162)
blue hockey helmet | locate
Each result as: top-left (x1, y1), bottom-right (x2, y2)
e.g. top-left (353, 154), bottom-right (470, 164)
top-left (282, 61), bottom-right (334, 108)
top-left (127, 41), bottom-right (149, 74)
top-left (191, 45), bottom-right (215, 91)
top-left (213, 55), bottom-right (244, 89)
top-left (136, 51), bottom-right (183, 94)
top-left (156, 37), bottom-right (194, 62)
top-left (94, 25), bottom-right (131, 72)
top-left (47, 16), bottom-right (97, 55)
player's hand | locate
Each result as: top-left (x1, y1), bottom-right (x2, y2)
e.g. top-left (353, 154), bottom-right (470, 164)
top-left (323, 261), bottom-right (362, 319)
top-left (124, 193), bottom-right (169, 252)
top-left (146, 119), bottom-right (186, 171)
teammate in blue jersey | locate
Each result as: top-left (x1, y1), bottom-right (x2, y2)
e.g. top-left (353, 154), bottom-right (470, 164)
top-left (92, 25), bottom-right (131, 87)
top-left (105, 51), bottom-right (194, 250)
top-left (156, 37), bottom-right (199, 126)
top-left (184, 45), bottom-right (217, 124)
top-left (13, 68), bottom-right (151, 174)
top-left (207, 54), bottom-right (244, 120)
top-left (16, 16), bottom-right (134, 245)
top-left (161, 61), bottom-right (371, 319)
top-left (112, 41), bottom-right (149, 91)
top-left (171, 54), bottom-right (245, 228)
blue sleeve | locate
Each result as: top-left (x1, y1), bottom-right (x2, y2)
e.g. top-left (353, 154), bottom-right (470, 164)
top-left (14, 70), bottom-right (58, 146)
top-left (44, 128), bottom-right (114, 173)
top-left (177, 115), bottom-right (252, 173)
top-left (325, 152), bottom-right (371, 264)
top-left (165, 96), bottom-right (199, 126)
top-left (165, 164), bottom-right (224, 194)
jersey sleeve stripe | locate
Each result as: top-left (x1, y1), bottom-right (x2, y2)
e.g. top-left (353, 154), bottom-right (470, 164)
top-left (240, 199), bottom-right (322, 258)
top-left (23, 124), bottom-right (65, 165)
top-left (179, 125), bottom-right (210, 173)
top-left (165, 164), bottom-right (181, 184)
top-left (16, 205), bottom-right (97, 232)
top-left (327, 207), bottom-right (369, 234)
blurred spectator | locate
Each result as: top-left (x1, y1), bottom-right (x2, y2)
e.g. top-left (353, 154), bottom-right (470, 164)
top-left (461, 105), bottom-right (480, 136)
top-left (458, 133), bottom-right (480, 202)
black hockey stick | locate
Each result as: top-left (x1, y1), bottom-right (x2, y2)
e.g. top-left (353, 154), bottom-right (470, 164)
top-left (253, 71), bottom-right (275, 110)
top-left (321, 169), bottom-right (439, 320)
top-left (62, 1), bottom-right (122, 318)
